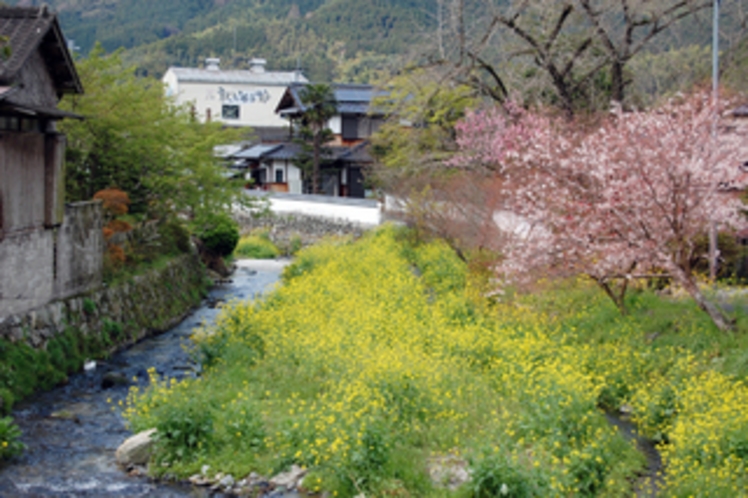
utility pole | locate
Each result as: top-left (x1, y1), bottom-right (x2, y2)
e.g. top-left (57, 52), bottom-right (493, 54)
top-left (709, 0), bottom-right (720, 282)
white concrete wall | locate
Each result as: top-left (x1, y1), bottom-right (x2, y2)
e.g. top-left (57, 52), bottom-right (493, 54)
top-left (163, 70), bottom-right (179, 98)
top-left (266, 196), bottom-right (381, 226)
top-left (329, 115), bottom-right (342, 135)
top-left (270, 159), bottom-right (303, 194)
top-left (0, 228), bottom-right (55, 317)
top-left (168, 79), bottom-right (290, 128)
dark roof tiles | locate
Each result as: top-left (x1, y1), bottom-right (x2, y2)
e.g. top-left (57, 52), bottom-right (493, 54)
top-left (0, 6), bottom-right (82, 94)
top-left (278, 83), bottom-right (386, 116)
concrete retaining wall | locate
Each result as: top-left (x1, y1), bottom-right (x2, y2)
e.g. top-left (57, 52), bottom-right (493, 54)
top-left (243, 191), bottom-right (382, 226)
top-left (0, 201), bottom-right (103, 317)
top-left (55, 202), bottom-right (104, 300)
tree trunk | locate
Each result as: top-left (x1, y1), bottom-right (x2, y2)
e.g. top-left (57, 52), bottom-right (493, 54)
top-left (610, 61), bottom-right (625, 104)
top-left (593, 276), bottom-right (628, 315)
top-left (312, 132), bottom-right (320, 194)
top-left (668, 264), bottom-right (734, 332)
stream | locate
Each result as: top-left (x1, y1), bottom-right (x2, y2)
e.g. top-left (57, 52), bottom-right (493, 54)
top-left (0, 259), bottom-right (288, 498)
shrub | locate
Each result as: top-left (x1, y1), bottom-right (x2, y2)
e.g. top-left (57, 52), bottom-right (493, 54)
top-left (153, 400), bottom-right (215, 463)
top-left (82, 298), bottom-right (97, 315)
top-left (93, 188), bottom-right (130, 217)
top-left (195, 213), bottom-right (239, 257)
top-left (159, 218), bottom-right (192, 254)
top-left (220, 400), bottom-right (266, 452)
top-left (288, 234), bottom-right (303, 256)
top-left (234, 232), bottom-right (280, 259)
top-left (0, 417), bottom-right (24, 460)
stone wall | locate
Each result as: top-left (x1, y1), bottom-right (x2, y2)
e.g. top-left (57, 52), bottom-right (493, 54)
top-left (0, 201), bottom-right (103, 318)
top-left (235, 211), bottom-right (372, 250)
top-left (0, 252), bottom-right (207, 351)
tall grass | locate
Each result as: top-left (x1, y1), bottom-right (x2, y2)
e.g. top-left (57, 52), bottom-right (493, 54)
top-left (125, 226), bottom-right (748, 496)
top-left (233, 231), bottom-right (280, 259)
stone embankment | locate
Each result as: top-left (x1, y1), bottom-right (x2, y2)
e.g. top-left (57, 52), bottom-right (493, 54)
top-left (0, 252), bottom-right (208, 414)
top-left (0, 254), bottom-right (208, 350)
top-left (235, 210), bottom-right (372, 250)
top-left (0, 253), bottom-right (207, 350)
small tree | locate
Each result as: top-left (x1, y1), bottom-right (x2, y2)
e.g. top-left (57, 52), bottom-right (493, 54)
top-left (452, 91), bottom-right (748, 331)
top-left (60, 44), bottom-right (246, 221)
top-left (295, 84), bottom-right (337, 194)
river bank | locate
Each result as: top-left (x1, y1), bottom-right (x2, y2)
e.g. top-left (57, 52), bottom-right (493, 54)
top-left (0, 259), bottom-right (288, 497)
top-left (0, 253), bottom-right (209, 417)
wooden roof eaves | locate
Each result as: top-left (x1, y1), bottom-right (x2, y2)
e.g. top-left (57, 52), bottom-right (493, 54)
top-left (43, 17), bottom-right (83, 95)
top-left (0, 9), bottom-right (83, 95)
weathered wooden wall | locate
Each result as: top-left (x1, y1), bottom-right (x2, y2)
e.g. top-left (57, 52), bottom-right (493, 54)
top-left (0, 132), bottom-right (46, 233)
top-left (12, 49), bottom-right (59, 109)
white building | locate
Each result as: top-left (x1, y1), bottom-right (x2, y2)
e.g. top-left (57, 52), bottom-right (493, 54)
top-left (162, 58), bottom-right (307, 130)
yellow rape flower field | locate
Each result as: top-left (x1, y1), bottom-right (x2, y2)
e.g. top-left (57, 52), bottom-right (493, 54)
top-left (124, 226), bottom-right (748, 497)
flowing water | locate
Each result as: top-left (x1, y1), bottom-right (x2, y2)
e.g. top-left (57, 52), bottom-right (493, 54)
top-left (0, 260), bottom-right (288, 498)
top-left (605, 412), bottom-right (664, 498)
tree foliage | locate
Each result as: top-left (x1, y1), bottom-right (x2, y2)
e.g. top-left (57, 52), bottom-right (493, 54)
top-left (370, 68), bottom-right (479, 190)
top-left (450, 90), bottom-right (748, 331)
top-left (195, 212), bottom-right (240, 258)
top-left (294, 83), bottom-right (337, 194)
top-left (59, 44), bottom-right (245, 223)
top-left (35, 0), bottom-right (430, 82)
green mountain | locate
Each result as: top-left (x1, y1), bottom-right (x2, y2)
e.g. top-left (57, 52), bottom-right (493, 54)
top-left (7, 0), bottom-right (434, 82)
top-left (6, 0), bottom-right (745, 93)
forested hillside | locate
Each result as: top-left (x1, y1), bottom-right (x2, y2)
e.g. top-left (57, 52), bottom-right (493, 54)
top-left (8, 0), bottom-right (435, 81)
top-left (6, 0), bottom-right (747, 93)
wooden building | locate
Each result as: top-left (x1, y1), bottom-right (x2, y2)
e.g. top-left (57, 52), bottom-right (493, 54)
top-left (230, 83), bottom-right (383, 198)
top-left (0, 6), bottom-right (102, 318)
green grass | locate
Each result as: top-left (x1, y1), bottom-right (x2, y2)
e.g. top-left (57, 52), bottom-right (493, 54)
top-left (233, 232), bottom-right (280, 259)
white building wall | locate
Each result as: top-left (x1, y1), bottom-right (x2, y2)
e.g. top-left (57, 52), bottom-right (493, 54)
top-left (163, 70), bottom-right (179, 99)
top-left (162, 64), bottom-right (307, 129)
top-left (173, 81), bottom-right (290, 127)
top-left (329, 115), bottom-right (342, 135)
top-left (270, 159), bottom-right (303, 194)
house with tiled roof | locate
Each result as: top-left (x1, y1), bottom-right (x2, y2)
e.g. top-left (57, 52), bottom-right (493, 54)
top-left (229, 83), bottom-right (384, 197)
top-left (0, 6), bottom-right (102, 318)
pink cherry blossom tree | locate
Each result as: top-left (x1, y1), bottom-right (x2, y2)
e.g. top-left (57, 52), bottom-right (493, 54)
top-left (453, 91), bottom-right (748, 331)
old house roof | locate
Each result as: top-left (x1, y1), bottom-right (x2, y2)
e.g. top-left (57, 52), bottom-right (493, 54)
top-left (276, 83), bottom-right (386, 116)
top-left (0, 6), bottom-right (83, 97)
top-left (166, 67), bottom-right (308, 86)
top-left (230, 140), bottom-right (374, 166)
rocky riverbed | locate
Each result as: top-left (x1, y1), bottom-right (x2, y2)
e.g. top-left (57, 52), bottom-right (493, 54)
top-left (0, 260), bottom-right (288, 497)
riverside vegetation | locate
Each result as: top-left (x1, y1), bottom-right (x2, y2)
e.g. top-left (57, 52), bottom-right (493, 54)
top-left (123, 226), bottom-right (748, 497)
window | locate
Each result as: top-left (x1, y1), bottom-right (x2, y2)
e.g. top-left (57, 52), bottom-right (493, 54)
top-left (275, 168), bottom-right (284, 183)
top-left (0, 116), bottom-right (41, 132)
top-left (222, 105), bottom-right (240, 120)
top-left (342, 115), bottom-right (358, 140)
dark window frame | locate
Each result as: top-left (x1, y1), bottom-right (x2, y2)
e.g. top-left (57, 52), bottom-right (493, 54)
top-left (222, 105), bottom-right (240, 120)
top-left (341, 115), bottom-right (359, 140)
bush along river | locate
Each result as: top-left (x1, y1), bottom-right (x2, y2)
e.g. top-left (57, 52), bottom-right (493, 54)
top-left (0, 260), bottom-right (288, 498)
